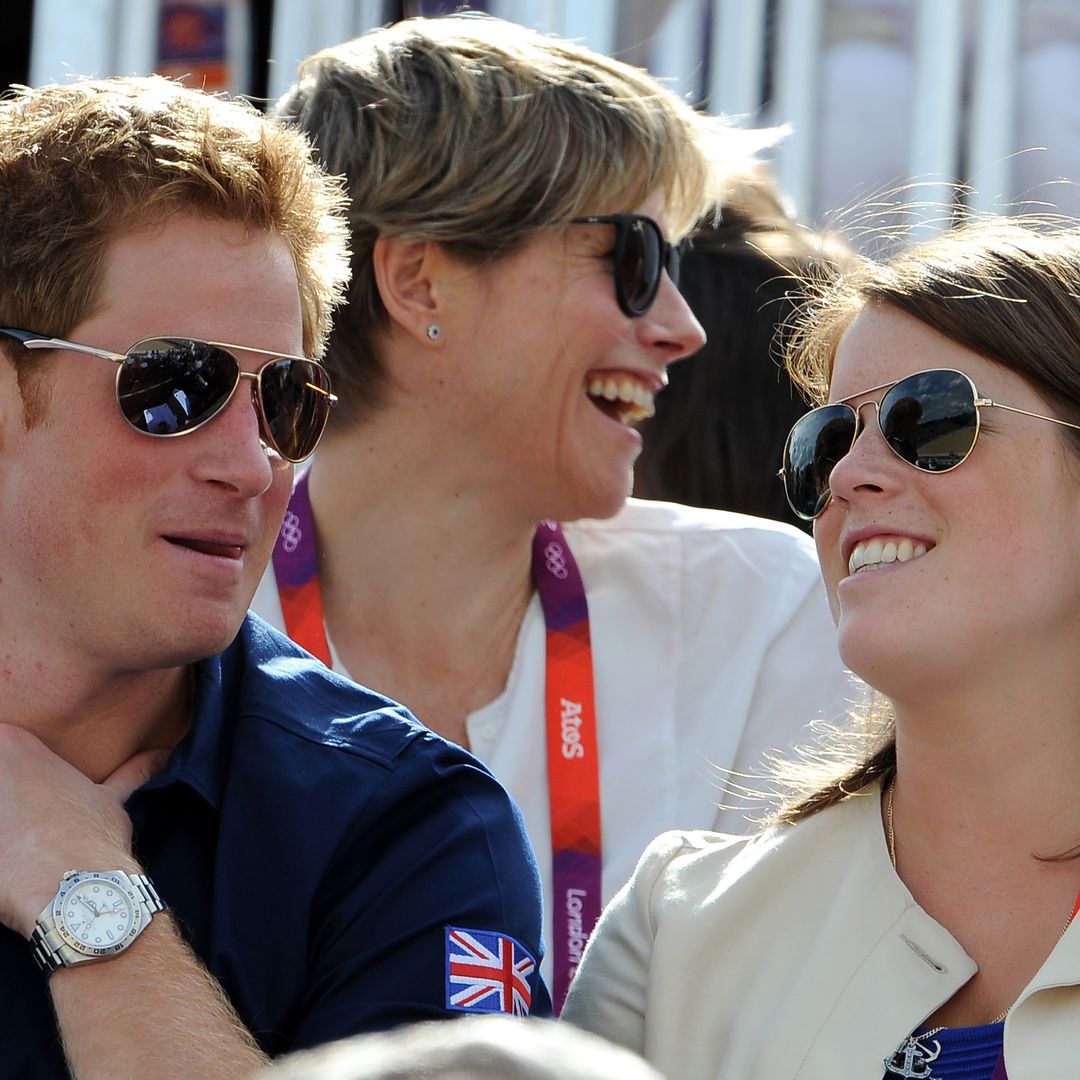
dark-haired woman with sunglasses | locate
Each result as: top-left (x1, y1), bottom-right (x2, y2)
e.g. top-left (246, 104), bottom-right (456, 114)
top-left (565, 215), bottom-right (1080, 1076)
top-left (250, 14), bottom-right (857, 1010)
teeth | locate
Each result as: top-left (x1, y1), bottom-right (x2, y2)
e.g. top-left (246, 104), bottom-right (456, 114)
top-left (587, 375), bottom-right (657, 422)
top-left (848, 536), bottom-right (931, 575)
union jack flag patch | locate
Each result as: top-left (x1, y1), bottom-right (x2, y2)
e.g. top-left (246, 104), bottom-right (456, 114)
top-left (445, 926), bottom-right (536, 1016)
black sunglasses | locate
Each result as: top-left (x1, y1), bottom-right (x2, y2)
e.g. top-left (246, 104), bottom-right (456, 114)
top-left (570, 214), bottom-right (681, 317)
top-left (0, 329), bottom-right (337, 463)
top-left (779, 367), bottom-right (1080, 521)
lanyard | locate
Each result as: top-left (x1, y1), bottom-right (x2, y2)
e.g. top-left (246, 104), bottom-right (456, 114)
top-left (531, 519), bottom-right (602, 1014)
top-left (271, 470), bottom-right (331, 666)
top-left (272, 482), bottom-right (603, 1014)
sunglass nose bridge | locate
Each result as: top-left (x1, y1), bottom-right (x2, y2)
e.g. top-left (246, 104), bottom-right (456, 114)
top-left (238, 370), bottom-right (272, 446)
top-left (851, 396), bottom-right (881, 441)
top-left (843, 397), bottom-right (905, 465)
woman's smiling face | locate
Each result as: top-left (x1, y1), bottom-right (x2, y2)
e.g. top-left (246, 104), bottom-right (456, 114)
top-left (426, 190), bottom-right (706, 524)
top-left (813, 302), bottom-right (1080, 700)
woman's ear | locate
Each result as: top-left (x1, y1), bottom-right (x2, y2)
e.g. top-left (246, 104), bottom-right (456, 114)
top-left (372, 235), bottom-right (446, 347)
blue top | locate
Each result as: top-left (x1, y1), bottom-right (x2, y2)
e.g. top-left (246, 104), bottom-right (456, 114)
top-left (883, 1022), bottom-right (1004, 1080)
top-left (1, 615), bottom-right (551, 1078)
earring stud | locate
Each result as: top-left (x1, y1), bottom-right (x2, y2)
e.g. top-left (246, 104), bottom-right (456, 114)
top-left (426, 323), bottom-right (442, 342)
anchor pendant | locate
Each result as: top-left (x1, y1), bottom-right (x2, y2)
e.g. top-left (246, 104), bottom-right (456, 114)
top-left (884, 1034), bottom-right (942, 1079)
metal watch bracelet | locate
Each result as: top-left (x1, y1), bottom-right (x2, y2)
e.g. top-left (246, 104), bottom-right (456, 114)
top-left (30, 871), bottom-right (165, 975)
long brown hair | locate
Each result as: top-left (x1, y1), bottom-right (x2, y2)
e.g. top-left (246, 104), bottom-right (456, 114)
top-left (774, 215), bottom-right (1080, 824)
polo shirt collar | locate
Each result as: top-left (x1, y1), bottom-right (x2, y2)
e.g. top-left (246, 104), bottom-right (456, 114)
top-left (130, 625), bottom-right (248, 815)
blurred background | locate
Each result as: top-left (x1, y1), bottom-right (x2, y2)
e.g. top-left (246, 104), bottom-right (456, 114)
top-left (8, 0), bottom-right (1080, 523)
top-left (8, 0), bottom-right (1080, 247)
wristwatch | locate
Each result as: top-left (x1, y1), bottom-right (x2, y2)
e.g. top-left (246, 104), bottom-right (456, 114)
top-left (29, 869), bottom-right (165, 975)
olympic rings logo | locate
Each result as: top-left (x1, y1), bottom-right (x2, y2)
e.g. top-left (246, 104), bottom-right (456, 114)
top-left (544, 541), bottom-right (569, 579)
top-left (279, 511), bottom-right (303, 554)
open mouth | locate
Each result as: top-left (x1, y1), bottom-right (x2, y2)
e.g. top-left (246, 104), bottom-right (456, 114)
top-left (585, 374), bottom-right (657, 424)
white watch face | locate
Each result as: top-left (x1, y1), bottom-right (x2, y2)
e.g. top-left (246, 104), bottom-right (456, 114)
top-left (59, 879), bottom-right (138, 951)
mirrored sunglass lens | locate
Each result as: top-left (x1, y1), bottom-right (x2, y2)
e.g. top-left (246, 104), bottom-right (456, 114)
top-left (258, 359), bottom-right (332, 461)
top-left (117, 338), bottom-right (236, 435)
top-left (784, 406), bottom-right (857, 519)
top-left (879, 369), bottom-right (977, 472)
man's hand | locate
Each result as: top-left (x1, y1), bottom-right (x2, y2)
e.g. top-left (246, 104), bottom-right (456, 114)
top-left (0, 724), bottom-right (168, 937)
top-left (0, 725), bottom-right (268, 1076)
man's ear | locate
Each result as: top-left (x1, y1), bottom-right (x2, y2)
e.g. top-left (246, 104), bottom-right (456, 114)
top-left (372, 235), bottom-right (447, 347)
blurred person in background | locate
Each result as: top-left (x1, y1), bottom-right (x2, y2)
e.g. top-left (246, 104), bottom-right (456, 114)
top-left (634, 162), bottom-right (852, 529)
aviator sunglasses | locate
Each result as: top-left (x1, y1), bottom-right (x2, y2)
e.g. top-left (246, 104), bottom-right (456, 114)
top-left (570, 214), bottom-right (681, 317)
top-left (779, 366), bottom-right (1080, 521)
top-left (0, 328), bottom-right (337, 463)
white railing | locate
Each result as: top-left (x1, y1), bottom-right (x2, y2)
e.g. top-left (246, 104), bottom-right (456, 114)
top-left (770, 0), bottom-right (826, 219)
top-left (30, 0), bottom-right (252, 94)
top-left (266, 0), bottom-right (384, 101)
top-left (966, 0), bottom-right (1022, 214)
top-left (489, 0), bottom-right (618, 59)
top-left (27, 0), bottom-right (1064, 230)
top-left (710, 0), bottom-right (768, 120)
top-left (31, 0), bottom-right (157, 87)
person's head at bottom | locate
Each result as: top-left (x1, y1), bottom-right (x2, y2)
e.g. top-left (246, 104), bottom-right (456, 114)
top-left (261, 1015), bottom-right (665, 1080)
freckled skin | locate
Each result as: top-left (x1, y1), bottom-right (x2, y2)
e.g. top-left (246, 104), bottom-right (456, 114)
top-left (813, 305), bottom-right (1080, 701)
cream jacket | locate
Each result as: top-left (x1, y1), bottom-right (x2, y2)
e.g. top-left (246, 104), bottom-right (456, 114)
top-left (563, 785), bottom-right (1080, 1080)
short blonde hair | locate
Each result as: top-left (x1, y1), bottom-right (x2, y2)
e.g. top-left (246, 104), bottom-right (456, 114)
top-left (276, 14), bottom-right (753, 416)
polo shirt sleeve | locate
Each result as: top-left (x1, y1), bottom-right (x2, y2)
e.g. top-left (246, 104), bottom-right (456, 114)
top-left (288, 731), bottom-right (553, 1047)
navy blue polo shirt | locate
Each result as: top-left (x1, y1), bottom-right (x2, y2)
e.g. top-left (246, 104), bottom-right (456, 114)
top-left (1, 615), bottom-right (551, 1078)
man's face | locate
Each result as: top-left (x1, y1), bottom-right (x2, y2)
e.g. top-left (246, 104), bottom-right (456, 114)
top-left (0, 213), bottom-right (302, 672)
